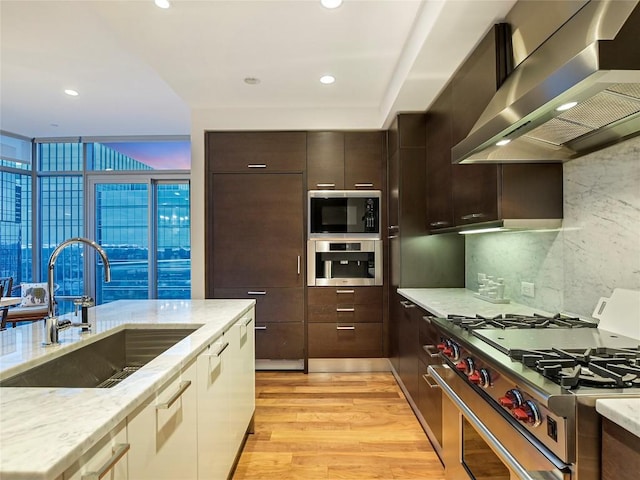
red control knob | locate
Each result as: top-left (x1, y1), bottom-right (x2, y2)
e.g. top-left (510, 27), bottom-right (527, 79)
top-left (509, 400), bottom-right (542, 427)
top-left (468, 372), bottom-right (481, 384)
top-left (455, 357), bottom-right (475, 375)
top-left (437, 343), bottom-right (446, 351)
top-left (513, 407), bottom-right (529, 422)
top-left (499, 389), bottom-right (523, 410)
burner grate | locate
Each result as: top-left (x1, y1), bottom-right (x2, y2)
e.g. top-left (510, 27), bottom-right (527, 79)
top-left (447, 313), bottom-right (597, 330)
top-left (510, 347), bottom-right (640, 389)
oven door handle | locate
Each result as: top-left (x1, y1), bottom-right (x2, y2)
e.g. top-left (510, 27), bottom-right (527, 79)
top-left (427, 365), bottom-right (541, 480)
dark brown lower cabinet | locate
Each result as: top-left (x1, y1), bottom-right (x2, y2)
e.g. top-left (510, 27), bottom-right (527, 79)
top-left (307, 286), bottom-right (383, 358)
top-left (308, 323), bottom-right (382, 358)
top-left (214, 287), bottom-right (304, 361)
top-left (206, 169), bottom-right (305, 365)
top-left (601, 417), bottom-right (640, 480)
top-left (254, 322), bottom-right (304, 360)
top-left (391, 292), bottom-right (444, 456)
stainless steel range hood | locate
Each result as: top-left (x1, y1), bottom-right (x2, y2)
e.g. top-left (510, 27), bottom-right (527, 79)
top-left (452, 0), bottom-right (640, 164)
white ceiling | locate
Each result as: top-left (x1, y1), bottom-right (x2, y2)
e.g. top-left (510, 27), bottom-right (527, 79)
top-left (0, 0), bottom-right (517, 138)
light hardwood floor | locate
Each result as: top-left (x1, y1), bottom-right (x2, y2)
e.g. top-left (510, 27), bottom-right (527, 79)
top-left (232, 372), bottom-right (445, 480)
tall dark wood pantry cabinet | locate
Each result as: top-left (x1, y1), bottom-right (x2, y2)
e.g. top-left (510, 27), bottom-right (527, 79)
top-left (205, 132), bottom-right (306, 368)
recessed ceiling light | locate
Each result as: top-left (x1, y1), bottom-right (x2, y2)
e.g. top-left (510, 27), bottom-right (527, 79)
top-left (64, 89), bottom-right (79, 96)
top-left (321, 0), bottom-right (343, 9)
top-left (244, 77), bottom-right (261, 85)
top-left (495, 139), bottom-right (511, 146)
top-left (556, 101), bottom-right (578, 112)
top-left (154, 0), bottom-right (170, 9)
top-left (320, 75), bottom-right (335, 85)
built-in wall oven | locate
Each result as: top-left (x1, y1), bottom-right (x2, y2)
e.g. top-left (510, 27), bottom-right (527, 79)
top-left (308, 190), bottom-right (381, 239)
top-left (307, 239), bottom-right (382, 286)
top-left (429, 364), bottom-right (571, 480)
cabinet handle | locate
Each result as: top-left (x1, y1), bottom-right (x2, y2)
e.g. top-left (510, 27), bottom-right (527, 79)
top-left (81, 443), bottom-right (130, 480)
top-left (247, 291), bottom-right (266, 295)
top-left (156, 381), bottom-right (192, 410)
top-left (336, 325), bottom-right (355, 330)
top-left (211, 341), bottom-right (229, 357)
top-left (255, 325), bottom-right (267, 330)
top-left (422, 373), bottom-right (440, 389)
top-left (248, 164), bottom-right (267, 168)
top-left (354, 183), bottom-right (373, 188)
top-left (336, 289), bottom-right (355, 294)
top-left (297, 255), bottom-right (301, 275)
top-left (429, 221), bottom-right (450, 227)
top-left (243, 316), bottom-right (254, 326)
top-left (336, 307), bottom-right (355, 312)
top-left (460, 213), bottom-right (485, 220)
top-left (423, 345), bottom-right (441, 358)
top-left (400, 300), bottom-right (416, 309)
top-left (388, 235), bottom-right (399, 240)
top-left (388, 225), bottom-right (399, 230)
top-left (317, 183), bottom-right (335, 188)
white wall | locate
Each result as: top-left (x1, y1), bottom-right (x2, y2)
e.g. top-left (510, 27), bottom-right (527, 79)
top-left (465, 135), bottom-right (640, 318)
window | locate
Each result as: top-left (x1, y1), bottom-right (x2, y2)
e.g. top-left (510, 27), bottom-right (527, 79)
top-left (0, 134), bottom-right (191, 314)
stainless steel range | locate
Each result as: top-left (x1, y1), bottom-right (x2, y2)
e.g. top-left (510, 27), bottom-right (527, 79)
top-left (425, 291), bottom-right (640, 480)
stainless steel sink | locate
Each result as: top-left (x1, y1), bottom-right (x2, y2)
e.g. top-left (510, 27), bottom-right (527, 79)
top-left (0, 327), bottom-right (199, 388)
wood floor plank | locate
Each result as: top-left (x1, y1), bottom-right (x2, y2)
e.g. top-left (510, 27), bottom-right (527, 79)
top-left (232, 372), bottom-right (445, 480)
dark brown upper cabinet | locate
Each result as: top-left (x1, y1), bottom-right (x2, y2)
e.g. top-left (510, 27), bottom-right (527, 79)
top-left (425, 84), bottom-right (454, 230)
top-left (307, 131), bottom-right (384, 190)
top-left (207, 131), bottom-right (306, 173)
top-left (426, 24), bottom-right (562, 232)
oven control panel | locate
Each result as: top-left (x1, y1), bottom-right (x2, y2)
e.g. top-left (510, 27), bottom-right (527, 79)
top-left (437, 335), bottom-right (571, 462)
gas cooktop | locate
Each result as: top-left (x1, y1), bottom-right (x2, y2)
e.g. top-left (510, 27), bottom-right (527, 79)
top-left (448, 313), bottom-right (598, 330)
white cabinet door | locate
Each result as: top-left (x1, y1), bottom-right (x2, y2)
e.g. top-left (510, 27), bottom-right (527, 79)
top-left (234, 310), bottom-right (256, 447)
top-left (127, 360), bottom-right (198, 480)
top-left (197, 335), bottom-right (233, 479)
top-left (64, 420), bottom-right (128, 480)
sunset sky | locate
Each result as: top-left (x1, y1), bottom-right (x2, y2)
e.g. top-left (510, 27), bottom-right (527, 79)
top-left (103, 141), bottom-right (191, 170)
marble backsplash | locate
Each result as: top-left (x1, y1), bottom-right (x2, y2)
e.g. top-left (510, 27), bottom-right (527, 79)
top-left (465, 135), bottom-right (640, 319)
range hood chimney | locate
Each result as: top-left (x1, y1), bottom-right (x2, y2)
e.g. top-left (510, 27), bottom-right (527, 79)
top-left (452, 0), bottom-right (640, 164)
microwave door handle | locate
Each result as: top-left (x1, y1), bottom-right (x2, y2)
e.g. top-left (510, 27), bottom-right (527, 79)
top-left (297, 255), bottom-right (301, 275)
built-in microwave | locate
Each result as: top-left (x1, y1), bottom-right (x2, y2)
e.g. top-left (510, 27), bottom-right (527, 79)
top-left (308, 190), bottom-right (381, 239)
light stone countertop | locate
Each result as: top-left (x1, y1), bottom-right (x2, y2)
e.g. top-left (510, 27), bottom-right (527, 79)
top-left (397, 288), bottom-right (552, 318)
top-left (596, 398), bottom-right (640, 438)
top-left (0, 299), bottom-right (255, 480)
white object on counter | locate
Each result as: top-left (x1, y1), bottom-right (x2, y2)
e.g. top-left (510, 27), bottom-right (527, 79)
top-left (596, 398), bottom-right (640, 438)
top-left (592, 288), bottom-right (640, 339)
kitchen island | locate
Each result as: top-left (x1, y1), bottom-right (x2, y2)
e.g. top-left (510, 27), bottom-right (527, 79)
top-left (0, 299), bottom-right (255, 480)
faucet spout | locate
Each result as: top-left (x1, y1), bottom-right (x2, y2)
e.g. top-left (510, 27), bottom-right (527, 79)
top-left (47, 237), bottom-right (111, 321)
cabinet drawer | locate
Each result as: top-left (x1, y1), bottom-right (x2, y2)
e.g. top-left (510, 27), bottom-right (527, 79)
top-left (127, 361), bottom-right (198, 480)
top-left (207, 132), bottom-right (306, 172)
top-left (214, 288), bottom-right (303, 323)
top-left (63, 420), bottom-right (128, 480)
top-left (308, 323), bottom-right (383, 358)
top-left (307, 286), bottom-right (382, 306)
top-left (308, 303), bottom-right (382, 323)
top-left (418, 314), bottom-right (440, 366)
top-left (254, 322), bottom-right (304, 360)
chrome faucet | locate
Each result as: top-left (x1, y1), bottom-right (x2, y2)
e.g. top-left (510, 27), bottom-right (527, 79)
top-left (44, 237), bottom-right (111, 345)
